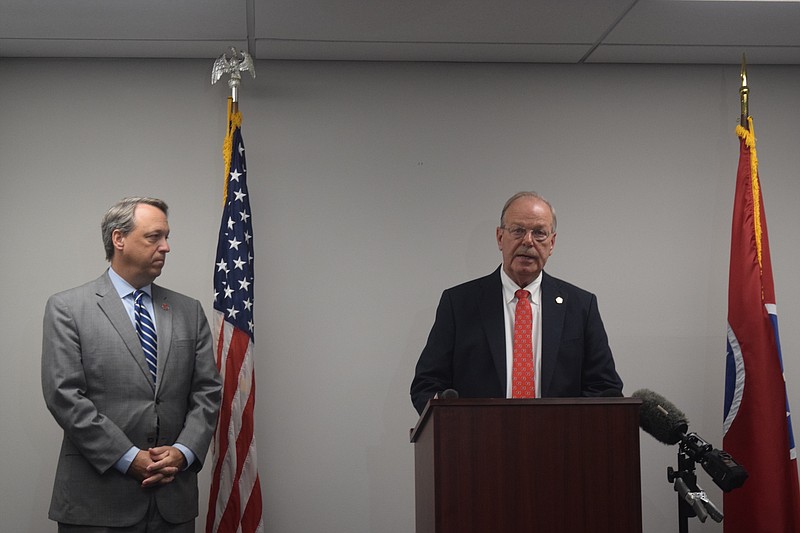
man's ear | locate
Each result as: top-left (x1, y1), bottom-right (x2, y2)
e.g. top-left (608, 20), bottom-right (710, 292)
top-left (111, 229), bottom-right (125, 253)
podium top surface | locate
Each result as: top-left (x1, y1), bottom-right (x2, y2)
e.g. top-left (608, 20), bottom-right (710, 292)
top-left (409, 397), bottom-right (642, 443)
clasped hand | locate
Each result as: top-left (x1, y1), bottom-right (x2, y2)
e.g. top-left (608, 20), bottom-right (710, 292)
top-left (129, 446), bottom-right (186, 488)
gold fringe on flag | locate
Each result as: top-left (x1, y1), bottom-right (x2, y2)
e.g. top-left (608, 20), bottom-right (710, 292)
top-left (735, 116), bottom-right (762, 270)
top-left (222, 97), bottom-right (243, 206)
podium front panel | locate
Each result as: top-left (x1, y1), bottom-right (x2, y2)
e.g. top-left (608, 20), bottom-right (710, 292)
top-left (411, 398), bottom-right (642, 533)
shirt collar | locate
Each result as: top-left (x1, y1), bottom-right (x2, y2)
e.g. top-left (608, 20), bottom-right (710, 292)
top-left (500, 267), bottom-right (542, 305)
top-left (108, 267), bottom-right (152, 300)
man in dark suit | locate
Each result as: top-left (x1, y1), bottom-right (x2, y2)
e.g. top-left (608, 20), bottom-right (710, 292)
top-left (411, 191), bottom-right (622, 414)
top-left (42, 197), bottom-right (222, 532)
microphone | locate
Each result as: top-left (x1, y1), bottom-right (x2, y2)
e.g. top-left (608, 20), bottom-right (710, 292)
top-left (632, 389), bottom-right (688, 445)
top-left (434, 389), bottom-right (459, 400)
top-left (632, 389), bottom-right (748, 492)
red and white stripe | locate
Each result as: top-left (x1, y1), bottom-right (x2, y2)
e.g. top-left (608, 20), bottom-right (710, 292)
top-left (206, 313), bottom-right (264, 533)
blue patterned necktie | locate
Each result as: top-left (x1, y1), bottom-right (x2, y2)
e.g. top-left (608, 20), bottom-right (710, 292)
top-left (133, 290), bottom-right (158, 383)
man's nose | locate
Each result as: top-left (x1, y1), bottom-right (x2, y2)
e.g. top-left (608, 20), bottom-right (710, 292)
top-left (521, 230), bottom-right (536, 245)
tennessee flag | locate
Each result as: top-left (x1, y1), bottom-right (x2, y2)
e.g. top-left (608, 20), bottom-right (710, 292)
top-left (206, 99), bottom-right (264, 533)
top-left (723, 116), bottom-right (800, 532)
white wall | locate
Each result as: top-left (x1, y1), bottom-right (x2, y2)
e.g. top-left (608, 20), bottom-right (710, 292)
top-left (2, 58), bottom-right (799, 533)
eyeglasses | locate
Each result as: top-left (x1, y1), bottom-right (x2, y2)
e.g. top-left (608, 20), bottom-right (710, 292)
top-left (501, 225), bottom-right (553, 243)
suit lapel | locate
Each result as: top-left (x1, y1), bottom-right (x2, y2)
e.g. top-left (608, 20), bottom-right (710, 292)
top-left (540, 272), bottom-right (566, 397)
top-left (480, 267), bottom-right (507, 394)
top-left (151, 284), bottom-right (172, 394)
top-left (94, 273), bottom-right (155, 390)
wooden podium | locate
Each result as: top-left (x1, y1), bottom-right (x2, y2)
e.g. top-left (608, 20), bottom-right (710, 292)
top-left (410, 398), bottom-right (642, 533)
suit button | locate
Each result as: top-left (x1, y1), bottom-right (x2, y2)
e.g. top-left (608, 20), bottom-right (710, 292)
top-left (147, 437), bottom-right (155, 444)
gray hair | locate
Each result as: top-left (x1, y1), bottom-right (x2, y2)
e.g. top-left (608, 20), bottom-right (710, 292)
top-left (101, 197), bottom-right (168, 261)
top-left (500, 191), bottom-right (557, 233)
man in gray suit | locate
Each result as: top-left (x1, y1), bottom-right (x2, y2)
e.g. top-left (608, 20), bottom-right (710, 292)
top-left (42, 197), bottom-right (222, 532)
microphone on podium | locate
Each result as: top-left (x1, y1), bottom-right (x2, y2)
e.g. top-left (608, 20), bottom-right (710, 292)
top-left (434, 389), bottom-right (459, 400)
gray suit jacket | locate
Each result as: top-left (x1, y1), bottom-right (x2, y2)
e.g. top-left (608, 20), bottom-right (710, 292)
top-left (42, 272), bottom-right (222, 527)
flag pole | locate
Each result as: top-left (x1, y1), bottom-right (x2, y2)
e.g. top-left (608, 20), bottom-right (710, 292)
top-left (211, 47), bottom-right (256, 204)
top-left (207, 47), bottom-right (264, 533)
top-left (739, 54), bottom-right (749, 127)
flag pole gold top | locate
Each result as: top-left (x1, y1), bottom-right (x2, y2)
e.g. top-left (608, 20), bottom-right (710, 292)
top-left (211, 47), bottom-right (256, 104)
top-left (740, 54), bottom-right (749, 127)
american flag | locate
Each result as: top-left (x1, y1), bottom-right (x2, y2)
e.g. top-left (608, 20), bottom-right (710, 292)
top-left (206, 105), bottom-right (264, 533)
top-left (723, 115), bottom-right (800, 532)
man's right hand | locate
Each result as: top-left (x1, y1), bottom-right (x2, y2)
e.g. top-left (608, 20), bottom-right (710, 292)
top-left (127, 449), bottom-right (177, 488)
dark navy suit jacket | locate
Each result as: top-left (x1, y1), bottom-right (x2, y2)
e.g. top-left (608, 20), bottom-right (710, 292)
top-left (411, 267), bottom-right (623, 414)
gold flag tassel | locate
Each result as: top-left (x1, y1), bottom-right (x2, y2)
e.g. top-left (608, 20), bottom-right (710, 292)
top-left (735, 54), bottom-right (762, 271)
top-left (222, 97), bottom-right (243, 206)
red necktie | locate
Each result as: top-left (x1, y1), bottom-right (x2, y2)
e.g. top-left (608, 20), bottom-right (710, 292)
top-left (512, 289), bottom-right (535, 398)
